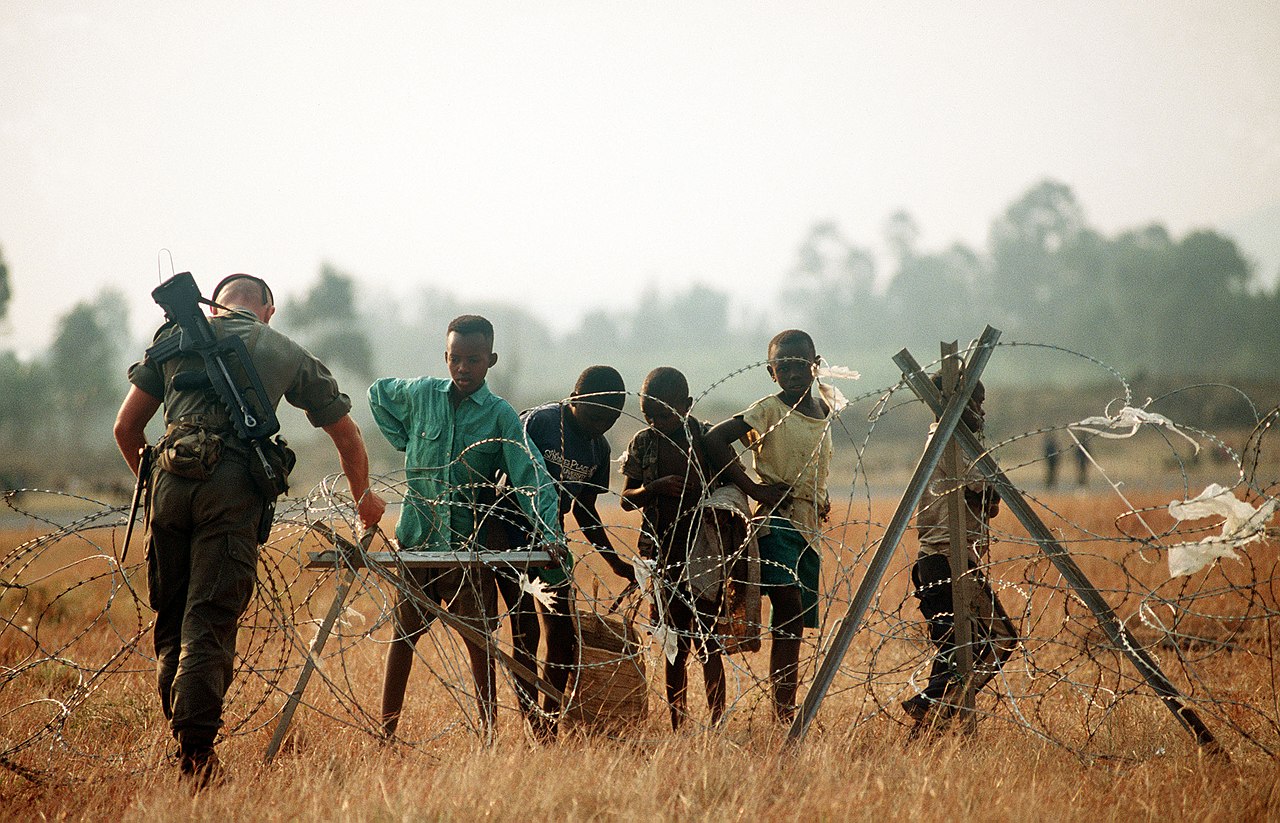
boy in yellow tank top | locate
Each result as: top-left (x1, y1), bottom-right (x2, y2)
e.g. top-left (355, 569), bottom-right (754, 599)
top-left (704, 330), bottom-right (835, 724)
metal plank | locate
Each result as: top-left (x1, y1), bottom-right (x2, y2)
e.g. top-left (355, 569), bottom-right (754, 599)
top-left (307, 550), bottom-right (555, 570)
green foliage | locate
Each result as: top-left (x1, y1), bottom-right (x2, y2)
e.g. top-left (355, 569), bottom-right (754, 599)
top-left (787, 179), bottom-right (1277, 383)
top-left (284, 263), bottom-right (375, 378)
top-left (0, 245), bottom-right (10, 322)
top-left (782, 221), bottom-right (878, 349)
top-left (49, 291), bottom-right (127, 418)
top-left (5, 179), bottom-right (1277, 489)
top-left (0, 290), bottom-right (131, 487)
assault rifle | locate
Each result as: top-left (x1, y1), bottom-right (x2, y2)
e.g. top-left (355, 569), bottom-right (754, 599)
top-left (146, 271), bottom-right (283, 491)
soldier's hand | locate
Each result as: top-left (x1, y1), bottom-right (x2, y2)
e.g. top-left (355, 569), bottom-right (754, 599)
top-left (356, 490), bottom-right (387, 529)
top-left (545, 542), bottom-right (569, 568)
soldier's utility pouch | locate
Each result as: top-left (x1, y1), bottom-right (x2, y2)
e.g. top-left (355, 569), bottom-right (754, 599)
top-left (257, 500), bottom-right (276, 544)
top-left (248, 436), bottom-right (297, 498)
top-left (156, 421), bottom-right (224, 480)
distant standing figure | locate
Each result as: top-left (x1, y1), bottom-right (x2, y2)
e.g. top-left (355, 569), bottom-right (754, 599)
top-left (1075, 435), bottom-right (1089, 487)
top-left (1043, 433), bottom-right (1060, 489)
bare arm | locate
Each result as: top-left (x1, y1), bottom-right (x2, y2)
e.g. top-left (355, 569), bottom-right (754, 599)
top-left (113, 386), bottom-right (162, 476)
top-left (703, 416), bottom-right (789, 508)
top-left (572, 493), bottom-right (635, 582)
top-left (322, 414), bottom-right (387, 528)
top-left (619, 473), bottom-right (697, 511)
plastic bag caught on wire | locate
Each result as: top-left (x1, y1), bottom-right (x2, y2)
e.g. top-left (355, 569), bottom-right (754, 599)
top-left (1071, 403), bottom-right (1200, 452)
top-left (1166, 483), bottom-right (1278, 577)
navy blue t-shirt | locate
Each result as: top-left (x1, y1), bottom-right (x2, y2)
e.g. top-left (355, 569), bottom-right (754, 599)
top-left (497, 402), bottom-right (611, 546)
top-left (522, 402), bottom-right (611, 518)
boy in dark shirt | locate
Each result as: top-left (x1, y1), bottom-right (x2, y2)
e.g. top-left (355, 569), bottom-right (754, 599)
top-left (493, 366), bottom-right (634, 739)
top-left (902, 375), bottom-right (1016, 729)
top-left (621, 367), bottom-right (726, 730)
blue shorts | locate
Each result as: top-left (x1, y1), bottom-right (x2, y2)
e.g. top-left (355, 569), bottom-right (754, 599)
top-left (757, 515), bottom-right (820, 630)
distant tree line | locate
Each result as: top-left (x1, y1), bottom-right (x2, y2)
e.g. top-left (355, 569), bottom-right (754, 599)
top-left (1, 179), bottom-right (1276, 488)
top-left (784, 180), bottom-right (1278, 380)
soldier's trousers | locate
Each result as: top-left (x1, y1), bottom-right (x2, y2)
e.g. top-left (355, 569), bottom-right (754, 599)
top-left (147, 453), bottom-right (265, 755)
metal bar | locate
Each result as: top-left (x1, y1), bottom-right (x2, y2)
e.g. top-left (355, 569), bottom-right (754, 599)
top-left (896, 350), bottom-right (1221, 753)
top-left (265, 531), bottom-right (373, 763)
top-left (940, 342), bottom-right (978, 728)
top-left (787, 326), bottom-right (1002, 742)
top-left (306, 550), bottom-right (555, 570)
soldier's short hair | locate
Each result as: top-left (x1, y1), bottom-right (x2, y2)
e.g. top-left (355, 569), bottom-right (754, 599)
top-left (213, 273), bottom-right (273, 307)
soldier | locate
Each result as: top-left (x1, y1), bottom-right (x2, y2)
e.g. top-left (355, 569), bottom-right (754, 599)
top-left (113, 273), bottom-right (386, 787)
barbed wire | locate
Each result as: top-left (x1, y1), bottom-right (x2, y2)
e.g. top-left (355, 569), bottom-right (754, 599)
top-left (1, 342), bottom-right (1277, 782)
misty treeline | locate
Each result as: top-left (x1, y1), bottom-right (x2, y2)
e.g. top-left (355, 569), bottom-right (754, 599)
top-left (1, 179), bottom-right (1276, 488)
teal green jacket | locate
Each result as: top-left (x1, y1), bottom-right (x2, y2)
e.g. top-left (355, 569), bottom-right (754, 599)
top-left (368, 377), bottom-right (566, 574)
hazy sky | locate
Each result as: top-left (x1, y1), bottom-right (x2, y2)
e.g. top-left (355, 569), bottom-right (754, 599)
top-left (2, 2), bottom-right (1277, 356)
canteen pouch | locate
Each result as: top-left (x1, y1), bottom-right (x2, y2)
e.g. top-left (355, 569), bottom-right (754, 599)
top-left (156, 421), bottom-right (224, 480)
top-left (249, 436), bottom-right (297, 498)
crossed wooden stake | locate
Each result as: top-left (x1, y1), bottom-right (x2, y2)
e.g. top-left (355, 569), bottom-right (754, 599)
top-left (264, 525), bottom-right (559, 763)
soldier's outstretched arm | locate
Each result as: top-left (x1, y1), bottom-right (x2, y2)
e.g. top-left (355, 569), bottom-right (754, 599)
top-left (113, 386), bottom-right (161, 476)
top-left (322, 414), bottom-right (386, 528)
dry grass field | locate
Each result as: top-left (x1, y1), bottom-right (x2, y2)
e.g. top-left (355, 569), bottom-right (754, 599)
top-left (2, 488), bottom-right (1279, 822)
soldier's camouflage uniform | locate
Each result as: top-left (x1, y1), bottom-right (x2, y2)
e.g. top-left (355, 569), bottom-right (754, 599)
top-left (128, 308), bottom-right (350, 758)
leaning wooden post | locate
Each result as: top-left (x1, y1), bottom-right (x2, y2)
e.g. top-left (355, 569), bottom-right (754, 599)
top-left (264, 526), bottom-right (564, 762)
top-left (265, 528), bottom-right (372, 763)
top-left (940, 342), bottom-right (978, 729)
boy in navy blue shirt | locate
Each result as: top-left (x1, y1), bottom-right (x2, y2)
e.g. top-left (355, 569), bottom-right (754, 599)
top-left (493, 365), bottom-right (634, 739)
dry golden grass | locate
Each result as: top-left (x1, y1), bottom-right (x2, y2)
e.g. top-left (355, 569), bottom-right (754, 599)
top-left (3, 490), bottom-right (1279, 821)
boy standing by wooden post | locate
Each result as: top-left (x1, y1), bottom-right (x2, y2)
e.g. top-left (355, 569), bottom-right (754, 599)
top-left (704, 330), bottom-right (836, 725)
top-left (621, 367), bottom-right (727, 730)
top-left (369, 315), bottom-right (565, 739)
top-left (901, 370), bottom-right (1017, 732)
